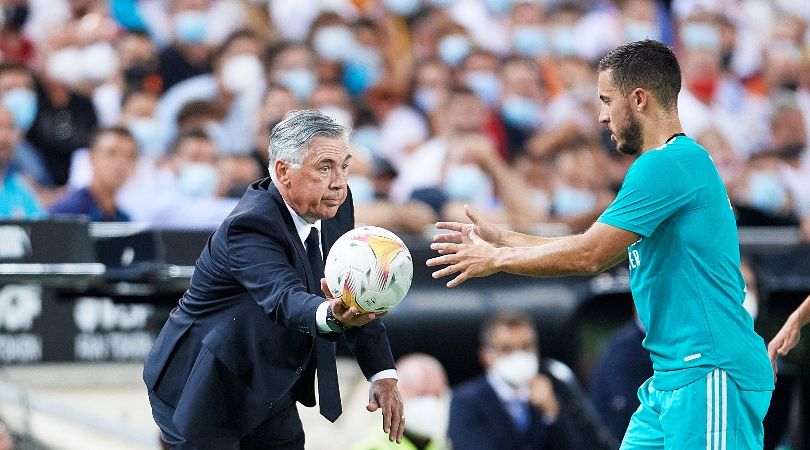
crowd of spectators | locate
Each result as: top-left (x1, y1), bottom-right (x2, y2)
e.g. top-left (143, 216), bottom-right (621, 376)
top-left (1, 0), bottom-right (809, 235)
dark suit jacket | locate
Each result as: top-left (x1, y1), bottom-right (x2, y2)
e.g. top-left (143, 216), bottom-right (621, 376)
top-left (143, 178), bottom-right (395, 447)
top-left (448, 375), bottom-right (567, 450)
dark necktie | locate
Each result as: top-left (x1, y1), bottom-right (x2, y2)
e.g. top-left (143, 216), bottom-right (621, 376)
top-left (305, 227), bottom-right (342, 422)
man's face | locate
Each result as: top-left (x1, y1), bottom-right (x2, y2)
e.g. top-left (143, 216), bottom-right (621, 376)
top-left (278, 136), bottom-right (350, 223)
top-left (90, 133), bottom-right (138, 191)
top-left (598, 69), bottom-right (643, 155)
top-left (482, 323), bottom-right (537, 368)
top-left (0, 108), bottom-right (20, 167)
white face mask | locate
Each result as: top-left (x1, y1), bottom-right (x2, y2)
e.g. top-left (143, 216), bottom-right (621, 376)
top-left (221, 53), bottom-right (264, 95)
top-left (178, 162), bottom-right (219, 198)
top-left (82, 42), bottom-right (119, 82)
top-left (404, 394), bottom-right (450, 440)
top-left (47, 47), bottom-right (84, 86)
top-left (318, 105), bottom-right (353, 130)
top-left (492, 351), bottom-right (539, 387)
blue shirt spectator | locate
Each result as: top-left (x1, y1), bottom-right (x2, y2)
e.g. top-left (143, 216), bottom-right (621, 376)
top-left (0, 171), bottom-right (44, 219)
top-left (49, 187), bottom-right (130, 221)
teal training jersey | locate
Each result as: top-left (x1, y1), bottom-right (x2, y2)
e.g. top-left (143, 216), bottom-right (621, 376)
top-left (598, 135), bottom-right (773, 391)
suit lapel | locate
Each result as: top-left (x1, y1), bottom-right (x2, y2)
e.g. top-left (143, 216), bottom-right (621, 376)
top-left (266, 181), bottom-right (318, 292)
top-left (479, 378), bottom-right (521, 441)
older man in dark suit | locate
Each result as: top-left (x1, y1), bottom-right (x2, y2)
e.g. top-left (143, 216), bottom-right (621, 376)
top-left (143, 110), bottom-right (404, 449)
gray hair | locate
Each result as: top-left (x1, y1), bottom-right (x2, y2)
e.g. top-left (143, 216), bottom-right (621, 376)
top-left (268, 109), bottom-right (349, 181)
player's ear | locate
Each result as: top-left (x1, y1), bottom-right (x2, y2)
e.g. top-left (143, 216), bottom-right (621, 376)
top-left (633, 88), bottom-right (647, 111)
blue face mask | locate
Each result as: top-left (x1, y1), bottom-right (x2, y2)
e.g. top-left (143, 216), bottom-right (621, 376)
top-left (383, 0), bottom-right (421, 16)
top-left (2, 87), bottom-right (38, 132)
top-left (680, 22), bottom-right (721, 51)
top-left (343, 48), bottom-right (381, 96)
top-left (443, 164), bottom-right (491, 201)
top-left (174, 11), bottom-right (207, 44)
top-left (178, 162), bottom-right (219, 198)
top-left (746, 171), bottom-right (787, 215)
top-left (550, 26), bottom-right (577, 56)
top-left (501, 96), bottom-right (540, 129)
top-left (624, 19), bottom-right (661, 43)
top-left (413, 88), bottom-right (442, 113)
top-left (128, 117), bottom-right (165, 157)
top-left (484, 0), bottom-right (513, 15)
top-left (512, 26), bottom-right (550, 57)
top-left (278, 68), bottom-right (317, 101)
top-left (312, 25), bottom-right (357, 62)
top-left (348, 175), bottom-right (376, 204)
top-left (465, 71), bottom-right (501, 107)
top-left (352, 125), bottom-right (382, 156)
top-left (438, 35), bottom-right (471, 68)
top-left (552, 184), bottom-right (597, 217)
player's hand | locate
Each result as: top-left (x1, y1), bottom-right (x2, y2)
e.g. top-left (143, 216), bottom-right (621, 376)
top-left (427, 226), bottom-right (500, 287)
top-left (767, 315), bottom-right (802, 379)
top-left (529, 374), bottom-right (560, 422)
top-left (433, 205), bottom-right (503, 248)
top-left (367, 378), bottom-right (405, 444)
top-left (321, 279), bottom-right (384, 328)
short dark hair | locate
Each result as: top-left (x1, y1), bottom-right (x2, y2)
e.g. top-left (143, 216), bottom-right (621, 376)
top-left (598, 39), bottom-right (681, 110)
top-left (170, 128), bottom-right (211, 154)
top-left (479, 311), bottom-right (536, 348)
top-left (90, 126), bottom-right (137, 150)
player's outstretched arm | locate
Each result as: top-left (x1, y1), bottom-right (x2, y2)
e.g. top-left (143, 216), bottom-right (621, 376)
top-left (428, 221), bottom-right (638, 287)
top-left (768, 294), bottom-right (810, 377)
top-left (433, 205), bottom-right (570, 249)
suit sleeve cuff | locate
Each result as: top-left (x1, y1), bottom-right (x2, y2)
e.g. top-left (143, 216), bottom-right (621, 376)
top-left (316, 301), bottom-right (331, 333)
top-left (369, 369), bottom-right (398, 382)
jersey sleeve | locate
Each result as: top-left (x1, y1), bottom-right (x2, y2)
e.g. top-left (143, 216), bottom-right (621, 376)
top-left (598, 150), bottom-right (695, 237)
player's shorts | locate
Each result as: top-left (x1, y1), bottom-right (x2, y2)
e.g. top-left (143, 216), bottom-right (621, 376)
top-left (620, 368), bottom-right (772, 450)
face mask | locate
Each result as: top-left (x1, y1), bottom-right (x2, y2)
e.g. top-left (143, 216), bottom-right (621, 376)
top-left (443, 164), bottom-right (491, 201)
top-left (318, 105), bottom-right (353, 129)
top-left (2, 87), bottom-right (38, 132)
top-left (174, 10), bottom-right (207, 44)
top-left (427, 0), bottom-right (453, 7)
top-left (465, 71), bottom-right (501, 107)
top-left (552, 184), bottom-right (597, 217)
top-left (681, 23), bottom-right (721, 51)
top-left (438, 34), bottom-right (471, 68)
top-left (178, 162), bottom-right (219, 198)
top-left (624, 19), bottom-right (661, 42)
top-left (82, 42), bottom-right (119, 82)
top-left (746, 170), bottom-right (787, 215)
top-left (348, 175), bottom-right (375, 204)
top-left (485, 0), bottom-right (513, 15)
top-left (492, 351), bottom-right (539, 387)
top-left (2, 4), bottom-right (29, 31)
top-left (512, 26), bottom-right (549, 57)
top-left (404, 395), bottom-right (450, 440)
top-left (47, 47), bottom-right (84, 86)
top-left (351, 125), bottom-right (381, 155)
top-left (312, 25), bottom-right (357, 62)
top-left (221, 53), bottom-right (265, 95)
top-left (742, 290), bottom-right (758, 320)
top-left (343, 48), bottom-right (381, 96)
top-left (550, 26), bottom-right (577, 56)
top-left (383, 0), bottom-right (421, 16)
top-left (204, 122), bottom-right (230, 153)
top-left (277, 68), bottom-right (317, 101)
top-left (413, 88), bottom-right (442, 113)
top-left (501, 95), bottom-right (540, 129)
top-left (128, 117), bottom-right (165, 156)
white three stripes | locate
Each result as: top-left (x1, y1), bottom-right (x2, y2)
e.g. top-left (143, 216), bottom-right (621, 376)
top-left (706, 369), bottom-right (728, 450)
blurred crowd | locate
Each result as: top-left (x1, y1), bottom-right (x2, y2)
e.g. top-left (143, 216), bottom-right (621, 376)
top-left (0, 0), bottom-right (809, 236)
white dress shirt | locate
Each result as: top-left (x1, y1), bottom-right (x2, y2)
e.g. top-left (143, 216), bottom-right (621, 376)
top-left (283, 200), bottom-right (397, 382)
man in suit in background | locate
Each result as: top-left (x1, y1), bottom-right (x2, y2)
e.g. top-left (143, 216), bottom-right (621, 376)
top-left (143, 109), bottom-right (404, 449)
top-left (448, 312), bottom-right (572, 450)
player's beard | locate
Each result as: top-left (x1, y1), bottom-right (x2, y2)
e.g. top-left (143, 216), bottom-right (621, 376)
top-left (614, 105), bottom-right (643, 156)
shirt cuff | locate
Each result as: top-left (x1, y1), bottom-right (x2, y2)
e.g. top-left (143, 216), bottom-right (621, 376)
top-left (369, 369), bottom-right (398, 382)
top-left (315, 301), bottom-right (331, 333)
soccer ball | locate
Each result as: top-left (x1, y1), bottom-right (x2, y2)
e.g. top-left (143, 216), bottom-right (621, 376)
top-left (324, 226), bottom-right (413, 313)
